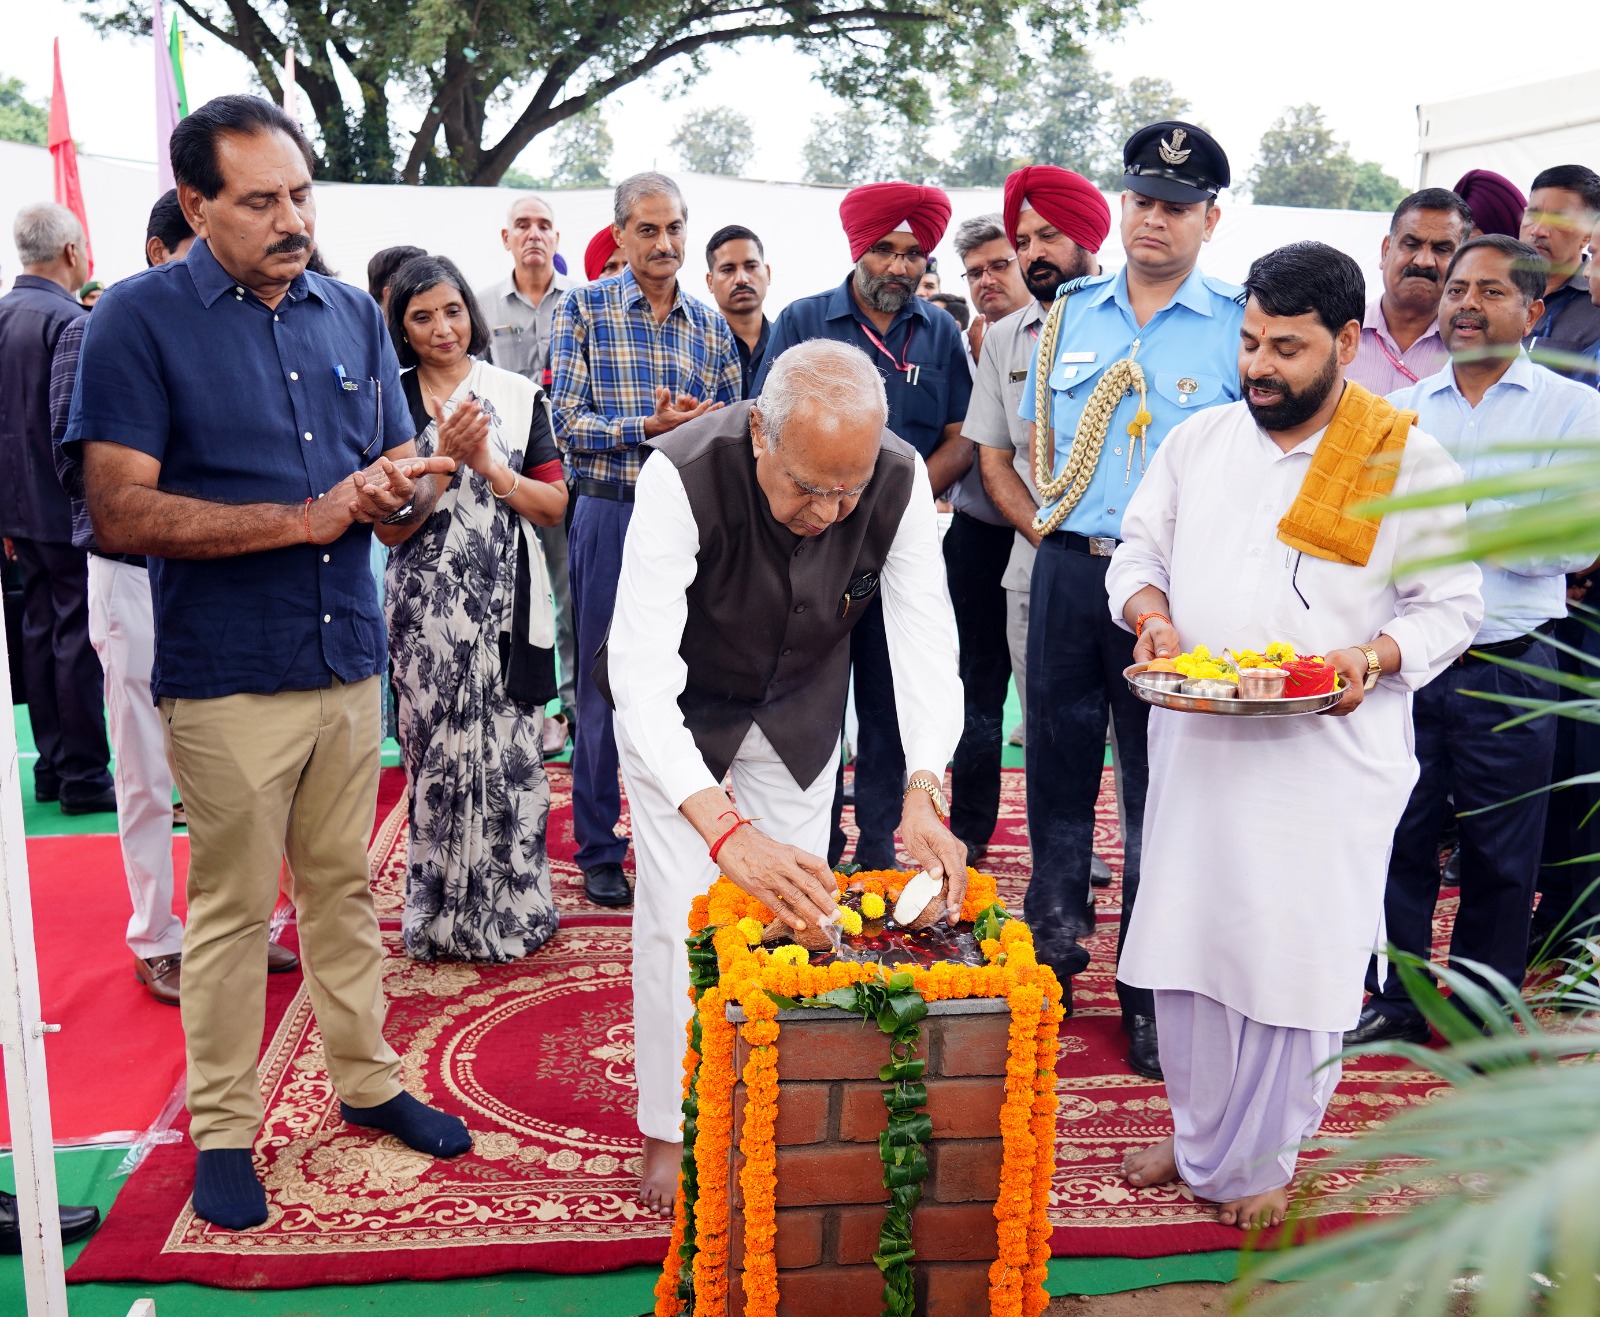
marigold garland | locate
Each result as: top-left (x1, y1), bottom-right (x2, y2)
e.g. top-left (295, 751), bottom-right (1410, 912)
top-left (659, 870), bottom-right (1058, 1317)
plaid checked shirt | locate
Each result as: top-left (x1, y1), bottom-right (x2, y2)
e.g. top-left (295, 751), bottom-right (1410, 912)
top-left (549, 265), bottom-right (742, 487)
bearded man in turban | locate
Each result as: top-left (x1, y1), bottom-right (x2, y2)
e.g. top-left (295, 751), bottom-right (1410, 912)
top-left (754, 182), bottom-right (973, 874)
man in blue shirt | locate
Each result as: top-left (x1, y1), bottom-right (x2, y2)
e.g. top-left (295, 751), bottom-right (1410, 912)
top-left (66, 95), bottom-right (467, 1231)
top-left (549, 171), bottom-right (742, 909)
top-left (1348, 235), bottom-right (1600, 1046)
top-left (1021, 123), bottom-right (1245, 1079)
top-left (755, 182), bottom-right (972, 871)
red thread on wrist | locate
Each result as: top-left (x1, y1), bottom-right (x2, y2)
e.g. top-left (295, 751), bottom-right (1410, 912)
top-left (1135, 611), bottom-right (1171, 638)
top-left (709, 815), bottom-right (758, 866)
top-left (304, 497), bottom-right (314, 544)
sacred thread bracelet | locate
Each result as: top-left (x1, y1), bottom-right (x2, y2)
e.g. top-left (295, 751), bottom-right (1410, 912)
top-left (708, 812), bottom-right (761, 865)
top-left (1134, 611), bottom-right (1171, 638)
top-left (303, 497), bottom-right (314, 544)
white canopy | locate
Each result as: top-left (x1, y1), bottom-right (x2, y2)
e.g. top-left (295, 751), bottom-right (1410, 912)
top-left (0, 141), bottom-right (1393, 309)
top-left (1417, 70), bottom-right (1600, 191)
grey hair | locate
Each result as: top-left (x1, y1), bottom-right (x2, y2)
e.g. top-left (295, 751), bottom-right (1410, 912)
top-left (505, 192), bottom-right (555, 227)
top-left (952, 213), bottom-right (1006, 259)
top-left (14, 202), bottom-right (84, 267)
top-left (756, 340), bottom-right (887, 447)
top-left (614, 171), bottom-right (686, 228)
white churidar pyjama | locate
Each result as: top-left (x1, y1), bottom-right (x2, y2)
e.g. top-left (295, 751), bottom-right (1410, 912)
top-left (87, 555), bottom-right (183, 960)
top-left (622, 718), bottom-right (836, 1142)
top-left (1156, 988), bottom-right (1343, 1202)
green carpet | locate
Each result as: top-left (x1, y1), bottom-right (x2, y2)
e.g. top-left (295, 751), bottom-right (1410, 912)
top-left (1, 1148), bottom-right (1235, 1314)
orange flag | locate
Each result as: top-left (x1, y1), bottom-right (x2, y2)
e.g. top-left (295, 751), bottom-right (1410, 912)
top-left (47, 39), bottom-right (93, 277)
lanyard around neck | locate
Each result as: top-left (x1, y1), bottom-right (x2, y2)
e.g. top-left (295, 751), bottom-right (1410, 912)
top-left (1374, 331), bottom-right (1420, 385)
top-left (858, 318), bottom-right (920, 386)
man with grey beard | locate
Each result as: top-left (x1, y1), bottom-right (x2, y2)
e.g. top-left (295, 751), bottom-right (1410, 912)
top-left (755, 182), bottom-right (971, 872)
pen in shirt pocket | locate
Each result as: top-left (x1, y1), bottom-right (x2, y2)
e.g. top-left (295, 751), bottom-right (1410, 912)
top-left (334, 364), bottom-right (361, 392)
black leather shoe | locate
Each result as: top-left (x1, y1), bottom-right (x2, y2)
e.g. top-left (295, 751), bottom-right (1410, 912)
top-left (1343, 1005), bottom-right (1430, 1048)
top-left (60, 785), bottom-right (117, 816)
top-left (959, 840), bottom-right (988, 868)
top-left (1090, 854), bottom-right (1113, 887)
top-left (0, 1187), bottom-right (101, 1253)
top-left (1126, 1015), bottom-right (1163, 1080)
top-left (583, 863), bottom-right (632, 907)
top-left (1440, 843), bottom-right (1461, 889)
top-left (1036, 936), bottom-right (1090, 983)
top-left (1083, 889), bottom-right (1097, 926)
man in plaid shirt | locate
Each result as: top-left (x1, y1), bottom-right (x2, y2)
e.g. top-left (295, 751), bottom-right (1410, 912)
top-left (550, 171), bottom-right (741, 909)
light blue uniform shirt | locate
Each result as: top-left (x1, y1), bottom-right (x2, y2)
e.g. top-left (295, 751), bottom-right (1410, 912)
top-left (1391, 351), bottom-right (1600, 643)
top-left (1020, 266), bottom-right (1245, 539)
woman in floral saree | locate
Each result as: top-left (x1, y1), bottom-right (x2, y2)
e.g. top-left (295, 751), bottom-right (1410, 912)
top-left (378, 255), bottom-right (568, 961)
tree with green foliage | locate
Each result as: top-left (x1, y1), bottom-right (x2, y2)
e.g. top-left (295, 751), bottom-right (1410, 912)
top-left (1096, 76), bottom-right (1191, 186)
top-left (941, 32), bottom-right (1034, 188)
top-left (1023, 53), bottom-right (1115, 184)
top-left (78, 0), bottom-right (1138, 185)
top-left (1247, 103), bottom-right (1406, 212)
top-left (545, 108), bottom-right (613, 188)
top-left (0, 77), bottom-right (50, 147)
top-left (671, 106), bottom-right (754, 177)
top-left (801, 108), bottom-right (936, 187)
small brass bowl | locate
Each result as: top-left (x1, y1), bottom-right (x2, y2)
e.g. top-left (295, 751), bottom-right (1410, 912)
top-left (1237, 667), bottom-right (1290, 699)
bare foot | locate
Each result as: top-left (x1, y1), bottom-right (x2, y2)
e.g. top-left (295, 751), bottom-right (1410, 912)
top-left (1217, 1185), bottom-right (1288, 1230)
top-left (640, 1136), bottom-right (682, 1216)
top-left (1121, 1135), bottom-right (1179, 1188)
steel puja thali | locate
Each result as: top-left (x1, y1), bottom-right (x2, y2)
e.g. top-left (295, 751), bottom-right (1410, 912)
top-left (1123, 663), bottom-right (1346, 717)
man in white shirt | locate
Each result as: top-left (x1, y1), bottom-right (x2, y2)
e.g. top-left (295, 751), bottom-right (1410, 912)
top-left (1347, 188), bottom-right (1471, 396)
top-left (477, 193), bottom-right (577, 754)
top-left (1108, 242), bottom-right (1480, 1230)
top-left (599, 339), bottom-right (965, 1214)
top-left (1348, 235), bottom-right (1600, 1046)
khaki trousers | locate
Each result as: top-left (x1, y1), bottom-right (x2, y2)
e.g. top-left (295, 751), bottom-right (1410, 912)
top-left (161, 677), bottom-right (401, 1149)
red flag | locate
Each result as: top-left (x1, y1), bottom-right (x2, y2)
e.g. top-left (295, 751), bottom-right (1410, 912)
top-left (47, 39), bottom-right (93, 277)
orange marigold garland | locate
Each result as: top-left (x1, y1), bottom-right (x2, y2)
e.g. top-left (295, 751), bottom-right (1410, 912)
top-left (660, 872), bottom-right (1058, 1317)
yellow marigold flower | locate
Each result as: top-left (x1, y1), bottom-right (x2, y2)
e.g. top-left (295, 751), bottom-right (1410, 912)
top-left (836, 906), bottom-right (863, 936)
top-left (860, 891), bottom-right (886, 919)
top-left (1265, 641), bottom-right (1297, 662)
top-left (735, 916), bottom-right (765, 946)
top-left (769, 945), bottom-right (808, 967)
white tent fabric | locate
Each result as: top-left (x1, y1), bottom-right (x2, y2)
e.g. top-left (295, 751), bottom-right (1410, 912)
top-left (1417, 70), bottom-right (1600, 191)
top-left (0, 141), bottom-right (1393, 309)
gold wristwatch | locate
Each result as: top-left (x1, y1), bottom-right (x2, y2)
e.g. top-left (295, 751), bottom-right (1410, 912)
top-left (904, 772), bottom-right (948, 822)
top-left (1355, 644), bottom-right (1381, 690)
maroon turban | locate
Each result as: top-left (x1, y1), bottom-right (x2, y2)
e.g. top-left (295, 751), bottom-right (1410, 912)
top-left (584, 226), bottom-right (620, 281)
top-left (839, 183), bottom-right (952, 262)
top-left (1002, 166), bottom-right (1111, 254)
top-left (1452, 169), bottom-right (1527, 239)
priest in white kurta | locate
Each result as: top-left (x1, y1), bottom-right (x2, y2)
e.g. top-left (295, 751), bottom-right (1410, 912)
top-left (1105, 241), bottom-right (1482, 1229)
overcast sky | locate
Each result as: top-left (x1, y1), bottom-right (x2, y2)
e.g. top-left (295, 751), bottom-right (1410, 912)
top-left (6, 0), bottom-right (1593, 192)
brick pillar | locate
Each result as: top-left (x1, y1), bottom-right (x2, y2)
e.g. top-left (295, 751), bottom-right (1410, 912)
top-left (728, 998), bottom-right (1011, 1317)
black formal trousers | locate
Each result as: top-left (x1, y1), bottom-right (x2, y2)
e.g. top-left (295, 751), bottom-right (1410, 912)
top-left (1367, 644), bottom-right (1558, 1022)
top-left (1024, 535), bottom-right (1151, 1018)
top-left (831, 603), bottom-right (904, 872)
top-left (1532, 613), bottom-right (1600, 953)
top-left (13, 538), bottom-right (110, 803)
top-left (944, 511), bottom-right (1016, 850)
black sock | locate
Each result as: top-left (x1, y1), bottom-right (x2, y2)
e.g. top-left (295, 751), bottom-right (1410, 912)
top-left (340, 1092), bottom-right (471, 1158)
top-left (192, 1148), bottom-right (268, 1230)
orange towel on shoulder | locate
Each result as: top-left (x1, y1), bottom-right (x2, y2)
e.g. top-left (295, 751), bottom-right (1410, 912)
top-left (1276, 382), bottom-right (1413, 568)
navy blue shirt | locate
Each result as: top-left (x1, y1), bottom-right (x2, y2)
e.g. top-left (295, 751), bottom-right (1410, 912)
top-left (63, 239), bottom-right (413, 700)
top-left (753, 275), bottom-right (971, 458)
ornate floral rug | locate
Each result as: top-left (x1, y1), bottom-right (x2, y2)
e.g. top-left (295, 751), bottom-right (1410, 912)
top-left (70, 764), bottom-right (1460, 1284)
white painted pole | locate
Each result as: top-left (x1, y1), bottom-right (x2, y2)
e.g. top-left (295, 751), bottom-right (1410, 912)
top-left (0, 612), bottom-right (69, 1312)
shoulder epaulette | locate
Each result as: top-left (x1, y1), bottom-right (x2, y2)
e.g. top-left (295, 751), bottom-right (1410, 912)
top-left (1055, 274), bottom-right (1108, 301)
top-left (1200, 274), bottom-right (1247, 304)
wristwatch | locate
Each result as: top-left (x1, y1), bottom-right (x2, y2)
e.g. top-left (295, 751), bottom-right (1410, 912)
top-left (1355, 644), bottom-right (1381, 690)
top-left (904, 772), bottom-right (948, 822)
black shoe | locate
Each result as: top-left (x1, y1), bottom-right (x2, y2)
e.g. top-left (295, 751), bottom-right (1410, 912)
top-left (33, 777), bottom-right (60, 804)
top-left (1083, 889), bottom-right (1097, 926)
top-left (582, 863), bottom-right (632, 907)
top-left (60, 785), bottom-right (117, 816)
top-left (1036, 935), bottom-right (1090, 982)
top-left (1126, 1015), bottom-right (1163, 1080)
top-left (1343, 1005), bottom-right (1430, 1048)
top-left (1440, 843), bottom-right (1461, 889)
top-left (0, 1187), bottom-right (101, 1253)
top-left (1090, 854), bottom-right (1113, 887)
top-left (959, 839), bottom-right (988, 869)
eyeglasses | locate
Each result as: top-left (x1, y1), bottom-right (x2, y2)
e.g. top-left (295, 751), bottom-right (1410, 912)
top-left (865, 244), bottom-right (926, 268)
top-left (964, 256), bottom-right (1018, 283)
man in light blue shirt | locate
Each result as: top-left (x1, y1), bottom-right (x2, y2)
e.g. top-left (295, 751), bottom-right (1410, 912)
top-left (1350, 234), bottom-right (1600, 1048)
top-left (1018, 121), bottom-right (1245, 1080)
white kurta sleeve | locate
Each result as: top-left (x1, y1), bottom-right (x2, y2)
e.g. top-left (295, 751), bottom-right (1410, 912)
top-left (1106, 431), bottom-right (1182, 631)
top-left (1379, 435), bottom-right (1485, 691)
top-left (880, 456), bottom-right (964, 779)
top-left (607, 455), bottom-right (721, 809)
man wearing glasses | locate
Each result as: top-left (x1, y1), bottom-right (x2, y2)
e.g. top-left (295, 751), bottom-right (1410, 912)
top-left (755, 182), bottom-right (972, 873)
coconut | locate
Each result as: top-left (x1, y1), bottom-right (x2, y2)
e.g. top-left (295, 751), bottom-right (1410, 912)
top-left (762, 916), bottom-right (833, 951)
top-left (893, 871), bottom-right (948, 931)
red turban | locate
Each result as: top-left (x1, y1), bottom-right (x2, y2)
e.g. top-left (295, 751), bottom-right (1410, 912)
top-left (1002, 166), bottom-right (1111, 255)
top-left (839, 183), bottom-right (952, 262)
top-left (584, 226), bottom-right (620, 281)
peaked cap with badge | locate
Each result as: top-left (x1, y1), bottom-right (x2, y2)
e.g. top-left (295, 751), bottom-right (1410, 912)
top-left (1122, 121), bottom-right (1230, 203)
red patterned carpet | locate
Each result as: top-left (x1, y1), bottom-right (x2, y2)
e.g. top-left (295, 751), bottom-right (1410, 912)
top-left (69, 763), bottom-right (1459, 1285)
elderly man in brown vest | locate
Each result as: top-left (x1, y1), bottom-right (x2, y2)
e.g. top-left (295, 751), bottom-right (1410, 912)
top-left (599, 338), bottom-right (965, 1211)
